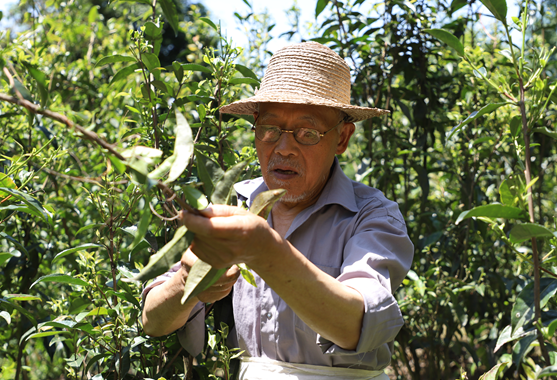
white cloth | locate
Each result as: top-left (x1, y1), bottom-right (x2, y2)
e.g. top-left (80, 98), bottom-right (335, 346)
top-left (239, 357), bottom-right (388, 380)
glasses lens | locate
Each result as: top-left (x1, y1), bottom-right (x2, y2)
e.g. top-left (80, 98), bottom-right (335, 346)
top-left (255, 125), bottom-right (281, 142)
top-left (294, 128), bottom-right (320, 145)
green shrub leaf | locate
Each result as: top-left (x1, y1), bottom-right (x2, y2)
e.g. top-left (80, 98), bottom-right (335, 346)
top-left (52, 244), bottom-right (105, 263)
top-left (167, 110), bottom-right (193, 183)
top-left (30, 274), bottom-right (90, 289)
top-left (211, 160), bottom-right (252, 205)
top-left (448, 103), bottom-right (510, 141)
top-left (511, 278), bottom-right (557, 335)
top-left (456, 204), bottom-right (528, 224)
top-left (159, 0), bottom-right (180, 36)
top-left (480, 0), bottom-right (507, 24)
top-left (95, 55), bottom-right (136, 67)
top-left (423, 28), bottom-right (465, 57)
top-left (509, 223), bottom-right (557, 244)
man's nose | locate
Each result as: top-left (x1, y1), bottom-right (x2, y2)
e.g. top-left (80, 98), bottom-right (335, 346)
top-left (273, 131), bottom-right (299, 157)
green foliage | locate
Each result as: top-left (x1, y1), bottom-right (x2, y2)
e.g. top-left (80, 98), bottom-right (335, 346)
top-left (1, 0), bottom-right (556, 379)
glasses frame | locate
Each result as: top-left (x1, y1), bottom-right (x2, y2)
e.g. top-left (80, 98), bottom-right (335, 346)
top-left (252, 116), bottom-right (347, 146)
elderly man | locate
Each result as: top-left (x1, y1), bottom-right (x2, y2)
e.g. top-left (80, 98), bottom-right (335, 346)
top-left (142, 42), bottom-right (413, 379)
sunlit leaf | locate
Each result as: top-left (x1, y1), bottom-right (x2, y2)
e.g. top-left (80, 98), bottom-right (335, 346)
top-left (141, 53), bottom-right (161, 73)
top-left (181, 260), bottom-right (227, 305)
top-left (533, 127), bottom-right (557, 140)
top-left (456, 204), bottom-right (528, 224)
top-left (181, 185), bottom-right (209, 210)
top-left (315, 0), bottom-right (329, 17)
top-left (181, 63), bottom-right (213, 74)
top-left (95, 55), bottom-right (136, 67)
top-left (0, 311), bottom-right (11, 325)
top-left (30, 274), bottom-right (90, 289)
top-left (423, 29), bottom-right (465, 57)
top-left (480, 0), bottom-right (507, 24)
top-left (167, 110), bottom-right (193, 183)
top-left (512, 333), bottom-right (537, 369)
top-left (478, 362), bottom-right (510, 380)
top-left (129, 198), bottom-right (151, 251)
top-left (249, 189), bottom-right (286, 219)
top-left (234, 64), bottom-right (259, 81)
top-left (229, 77), bottom-right (260, 85)
top-left (22, 62), bottom-right (49, 108)
top-left (52, 243), bottom-right (105, 263)
top-left (199, 16), bottom-right (218, 31)
top-left (110, 63), bottom-right (140, 84)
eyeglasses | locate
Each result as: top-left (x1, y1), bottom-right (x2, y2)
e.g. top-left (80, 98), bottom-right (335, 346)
top-left (252, 117), bottom-right (346, 146)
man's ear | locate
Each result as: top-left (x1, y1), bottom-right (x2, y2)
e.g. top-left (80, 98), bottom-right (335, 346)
top-left (336, 122), bottom-right (355, 155)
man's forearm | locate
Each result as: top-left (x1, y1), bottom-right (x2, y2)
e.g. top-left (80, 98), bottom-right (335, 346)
top-left (142, 267), bottom-right (198, 337)
top-left (251, 235), bottom-right (365, 351)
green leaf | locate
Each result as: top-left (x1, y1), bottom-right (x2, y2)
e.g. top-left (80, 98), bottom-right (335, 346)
top-left (538, 365), bottom-right (557, 378)
top-left (167, 110), bottom-right (193, 183)
top-left (510, 115), bottom-right (521, 137)
top-left (181, 185), bottom-right (209, 210)
top-left (455, 204), bottom-right (528, 224)
top-left (494, 325), bottom-right (536, 352)
top-left (148, 155), bottom-right (176, 180)
top-left (75, 223), bottom-right (105, 235)
top-left (181, 260), bottom-right (227, 304)
top-left (0, 174), bottom-right (16, 199)
top-left (0, 311), bottom-right (11, 325)
top-left (448, 103), bottom-right (510, 140)
top-left (0, 187), bottom-right (52, 224)
top-left (238, 263), bottom-right (257, 287)
top-left (30, 274), bottom-right (90, 289)
top-left (5, 294), bottom-right (41, 301)
top-left (199, 16), bottom-right (218, 31)
top-left (478, 362), bottom-right (510, 380)
top-left (143, 21), bottom-right (163, 40)
top-left (159, 0), bottom-right (180, 36)
top-left (229, 77), bottom-right (260, 85)
top-left (95, 55), bottom-right (136, 68)
top-left (26, 330), bottom-right (69, 341)
top-left (22, 62), bottom-right (49, 108)
top-left (511, 278), bottom-right (557, 335)
top-left (499, 177), bottom-right (521, 206)
top-left (512, 333), bottom-right (537, 369)
top-left (172, 61), bottom-right (184, 82)
top-left (108, 154), bottom-right (126, 174)
top-left (181, 63), bottom-right (213, 74)
top-left (195, 151), bottom-right (224, 196)
top-left (211, 160), bottom-right (251, 205)
top-left (234, 64), bottom-right (259, 81)
top-left (533, 127), bottom-right (557, 140)
top-left (142, 53), bottom-right (161, 73)
top-left (249, 189), bottom-right (286, 219)
top-left (126, 226), bottom-right (195, 282)
top-left (315, 0), bottom-right (329, 17)
top-left (12, 79), bottom-right (34, 102)
top-left (423, 29), bottom-right (465, 57)
top-left (480, 0), bottom-right (507, 24)
top-left (52, 243), bottom-right (105, 263)
top-left (510, 223), bottom-right (556, 244)
top-left (0, 251), bottom-right (20, 266)
top-left (110, 63), bottom-right (140, 84)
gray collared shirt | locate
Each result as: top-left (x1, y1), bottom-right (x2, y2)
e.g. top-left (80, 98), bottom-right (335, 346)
top-left (143, 159), bottom-right (414, 371)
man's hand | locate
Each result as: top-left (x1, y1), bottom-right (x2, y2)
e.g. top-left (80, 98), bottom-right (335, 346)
top-left (182, 205), bottom-right (281, 270)
top-left (180, 248), bottom-right (240, 304)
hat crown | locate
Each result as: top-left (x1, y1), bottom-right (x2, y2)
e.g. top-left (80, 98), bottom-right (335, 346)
top-left (258, 42), bottom-right (352, 105)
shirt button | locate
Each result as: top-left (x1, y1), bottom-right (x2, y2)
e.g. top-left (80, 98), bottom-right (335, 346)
top-left (266, 312), bottom-right (272, 319)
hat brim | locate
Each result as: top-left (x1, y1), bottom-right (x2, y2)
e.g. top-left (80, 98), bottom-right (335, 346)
top-left (220, 92), bottom-right (389, 123)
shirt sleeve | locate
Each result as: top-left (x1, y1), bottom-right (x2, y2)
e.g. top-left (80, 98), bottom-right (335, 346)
top-left (141, 262), bottom-right (206, 357)
top-left (317, 197), bottom-right (414, 355)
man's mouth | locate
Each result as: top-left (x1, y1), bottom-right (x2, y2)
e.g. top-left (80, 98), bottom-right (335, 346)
top-left (274, 168), bottom-right (298, 175)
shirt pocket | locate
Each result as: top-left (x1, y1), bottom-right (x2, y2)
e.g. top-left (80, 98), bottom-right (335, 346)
top-left (294, 264), bottom-right (341, 333)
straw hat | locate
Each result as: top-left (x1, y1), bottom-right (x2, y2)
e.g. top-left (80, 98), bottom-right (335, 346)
top-left (220, 41), bottom-right (389, 123)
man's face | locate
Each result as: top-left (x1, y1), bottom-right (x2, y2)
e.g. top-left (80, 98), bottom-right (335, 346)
top-left (254, 103), bottom-right (354, 208)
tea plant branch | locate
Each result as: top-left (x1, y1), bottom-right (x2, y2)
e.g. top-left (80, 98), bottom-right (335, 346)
top-left (0, 93), bottom-right (199, 218)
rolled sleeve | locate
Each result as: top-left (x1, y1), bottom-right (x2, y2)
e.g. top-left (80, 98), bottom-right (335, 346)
top-left (317, 208), bottom-right (414, 355)
top-left (141, 262), bottom-right (206, 356)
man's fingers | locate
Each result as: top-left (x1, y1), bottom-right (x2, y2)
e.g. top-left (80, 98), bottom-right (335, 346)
top-left (198, 204), bottom-right (249, 218)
